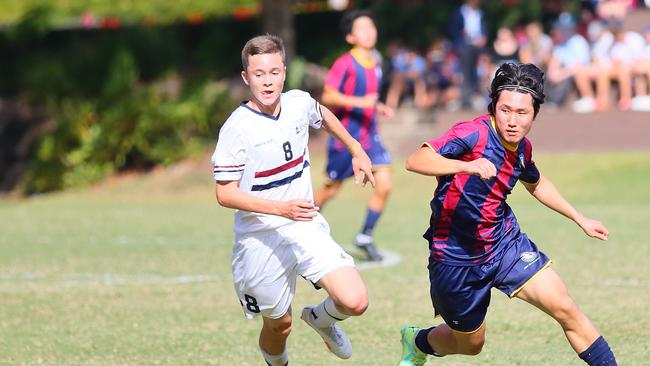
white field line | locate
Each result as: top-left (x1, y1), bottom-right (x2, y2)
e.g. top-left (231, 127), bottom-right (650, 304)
top-left (604, 279), bottom-right (650, 288)
top-left (0, 272), bottom-right (221, 287)
top-left (355, 248), bottom-right (402, 270)
top-left (0, 249), bottom-right (402, 287)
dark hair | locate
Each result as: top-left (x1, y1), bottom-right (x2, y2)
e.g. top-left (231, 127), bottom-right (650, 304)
top-left (488, 63), bottom-right (545, 117)
top-left (241, 34), bottom-right (286, 70)
top-left (340, 9), bottom-right (374, 37)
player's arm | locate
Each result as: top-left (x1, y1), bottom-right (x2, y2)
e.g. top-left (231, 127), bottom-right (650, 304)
top-left (321, 86), bottom-right (378, 110)
top-left (320, 105), bottom-right (376, 187)
top-left (215, 180), bottom-right (318, 221)
top-left (521, 176), bottom-right (609, 241)
top-left (405, 145), bottom-right (496, 179)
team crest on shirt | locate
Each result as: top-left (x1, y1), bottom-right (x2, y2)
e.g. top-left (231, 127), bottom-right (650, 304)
top-left (517, 153), bottom-right (526, 169)
top-left (295, 123), bottom-right (307, 134)
top-left (520, 251), bottom-right (537, 263)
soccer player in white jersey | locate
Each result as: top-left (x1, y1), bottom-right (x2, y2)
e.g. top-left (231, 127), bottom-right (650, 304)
top-left (212, 34), bottom-right (376, 366)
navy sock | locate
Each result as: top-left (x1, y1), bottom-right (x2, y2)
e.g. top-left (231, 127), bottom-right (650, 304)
top-left (414, 327), bottom-right (437, 355)
top-left (361, 209), bottom-right (382, 235)
top-left (579, 336), bottom-right (617, 365)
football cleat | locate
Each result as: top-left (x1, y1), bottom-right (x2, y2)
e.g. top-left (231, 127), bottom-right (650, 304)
top-left (354, 233), bottom-right (384, 261)
top-left (399, 326), bottom-right (427, 366)
top-left (301, 306), bottom-right (352, 359)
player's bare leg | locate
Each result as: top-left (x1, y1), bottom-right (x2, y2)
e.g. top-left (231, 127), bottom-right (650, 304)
top-left (356, 167), bottom-right (392, 261)
top-left (301, 266), bottom-right (367, 359)
top-left (516, 267), bottom-right (617, 364)
top-left (425, 322), bottom-right (485, 355)
top-left (516, 267), bottom-right (599, 351)
top-left (317, 265), bottom-right (368, 315)
top-left (259, 310), bottom-right (292, 365)
top-left (367, 167), bottom-right (392, 213)
top-left (399, 321), bottom-right (485, 365)
top-left (314, 180), bottom-right (343, 209)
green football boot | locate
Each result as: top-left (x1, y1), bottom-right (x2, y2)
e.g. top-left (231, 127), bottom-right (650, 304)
top-left (399, 326), bottom-right (427, 366)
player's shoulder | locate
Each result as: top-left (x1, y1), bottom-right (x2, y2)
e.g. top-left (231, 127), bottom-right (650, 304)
top-left (520, 136), bottom-right (534, 154)
top-left (450, 115), bottom-right (489, 134)
top-left (219, 104), bottom-right (249, 135)
top-left (331, 52), bottom-right (354, 67)
top-left (282, 89), bottom-right (315, 105)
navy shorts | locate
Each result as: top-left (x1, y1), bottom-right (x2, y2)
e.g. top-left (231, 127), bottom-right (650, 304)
top-left (326, 135), bottom-right (392, 181)
top-left (428, 233), bottom-right (551, 332)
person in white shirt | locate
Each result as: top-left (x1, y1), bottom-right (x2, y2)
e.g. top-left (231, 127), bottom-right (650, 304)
top-left (212, 34), bottom-right (375, 366)
top-left (631, 24), bottom-right (650, 110)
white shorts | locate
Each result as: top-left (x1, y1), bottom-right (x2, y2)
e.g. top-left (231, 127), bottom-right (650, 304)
top-left (231, 214), bottom-right (355, 319)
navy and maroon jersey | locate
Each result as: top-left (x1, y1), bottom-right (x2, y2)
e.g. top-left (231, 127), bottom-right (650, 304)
top-left (324, 49), bottom-right (382, 152)
top-left (423, 114), bottom-right (540, 265)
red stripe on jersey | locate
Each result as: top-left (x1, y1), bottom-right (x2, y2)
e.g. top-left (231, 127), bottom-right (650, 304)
top-left (432, 125), bottom-right (489, 255)
top-left (213, 164), bottom-right (244, 168)
top-left (432, 174), bottom-right (471, 244)
top-left (475, 149), bottom-right (517, 243)
top-left (255, 151), bottom-right (305, 178)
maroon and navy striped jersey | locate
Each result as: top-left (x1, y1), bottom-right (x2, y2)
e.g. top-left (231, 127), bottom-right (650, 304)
top-left (324, 50), bottom-right (382, 151)
top-left (423, 114), bottom-right (540, 265)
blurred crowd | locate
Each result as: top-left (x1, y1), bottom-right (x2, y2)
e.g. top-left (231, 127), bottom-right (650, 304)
top-left (383, 0), bottom-right (650, 113)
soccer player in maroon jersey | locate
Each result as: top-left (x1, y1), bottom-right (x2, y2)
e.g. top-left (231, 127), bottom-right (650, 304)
top-left (314, 10), bottom-right (394, 261)
top-left (398, 63), bottom-right (617, 366)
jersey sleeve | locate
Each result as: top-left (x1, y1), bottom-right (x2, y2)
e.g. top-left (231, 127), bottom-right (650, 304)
top-left (424, 121), bottom-right (477, 159)
top-left (211, 123), bottom-right (246, 182)
top-left (518, 139), bottom-right (540, 184)
top-left (307, 98), bottom-right (324, 129)
top-left (324, 55), bottom-right (349, 91)
top-left (285, 89), bottom-right (324, 129)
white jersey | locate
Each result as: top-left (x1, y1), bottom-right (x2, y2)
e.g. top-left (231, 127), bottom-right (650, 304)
top-left (212, 89), bottom-right (323, 235)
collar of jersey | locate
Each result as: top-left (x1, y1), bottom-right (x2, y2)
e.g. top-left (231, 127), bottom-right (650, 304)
top-left (241, 101), bottom-right (281, 121)
top-left (490, 115), bottom-right (518, 152)
top-left (350, 48), bottom-right (377, 68)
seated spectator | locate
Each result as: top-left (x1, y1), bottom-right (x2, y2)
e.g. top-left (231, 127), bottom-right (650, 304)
top-left (385, 45), bottom-right (428, 109)
top-left (423, 37), bottom-right (462, 110)
top-left (597, 0), bottom-right (636, 22)
top-left (607, 21), bottom-right (643, 110)
top-left (578, 19), bottom-right (620, 111)
top-left (545, 13), bottom-right (593, 112)
top-left (520, 21), bottom-right (554, 70)
top-left (573, 18), bottom-right (638, 112)
top-left (631, 24), bottom-right (650, 111)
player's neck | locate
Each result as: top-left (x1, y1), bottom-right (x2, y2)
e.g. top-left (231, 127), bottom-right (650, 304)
top-left (246, 98), bottom-right (280, 117)
top-left (350, 47), bottom-right (376, 67)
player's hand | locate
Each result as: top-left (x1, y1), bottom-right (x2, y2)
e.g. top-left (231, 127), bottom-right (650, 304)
top-left (576, 216), bottom-right (609, 241)
top-left (463, 158), bottom-right (497, 180)
top-left (351, 147), bottom-right (376, 188)
top-left (377, 102), bottom-right (394, 119)
top-left (358, 93), bottom-right (379, 109)
top-left (279, 199), bottom-right (319, 221)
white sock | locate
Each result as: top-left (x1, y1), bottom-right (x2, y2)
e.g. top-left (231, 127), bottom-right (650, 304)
top-left (260, 347), bottom-right (288, 366)
top-left (309, 297), bottom-right (349, 328)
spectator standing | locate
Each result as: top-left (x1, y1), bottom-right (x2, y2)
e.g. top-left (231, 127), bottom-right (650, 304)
top-left (448, 0), bottom-right (488, 109)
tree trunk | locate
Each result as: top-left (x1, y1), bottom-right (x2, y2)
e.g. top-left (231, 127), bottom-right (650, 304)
top-left (260, 0), bottom-right (295, 63)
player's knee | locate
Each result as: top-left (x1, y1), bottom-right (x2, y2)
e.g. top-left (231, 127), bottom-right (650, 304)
top-left (376, 181), bottom-right (392, 198)
top-left (337, 294), bottom-right (368, 316)
top-left (324, 181), bottom-right (342, 197)
top-left (268, 318), bottom-right (293, 338)
top-left (552, 295), bottom-right (580, 322)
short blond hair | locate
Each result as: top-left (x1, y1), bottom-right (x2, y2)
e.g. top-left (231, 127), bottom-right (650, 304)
top-left (241, 34), bottom-right (286, 70)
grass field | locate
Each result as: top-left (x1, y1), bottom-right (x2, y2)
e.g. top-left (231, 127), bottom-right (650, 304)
top-left (1, 151), bottom-right (649, 365)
